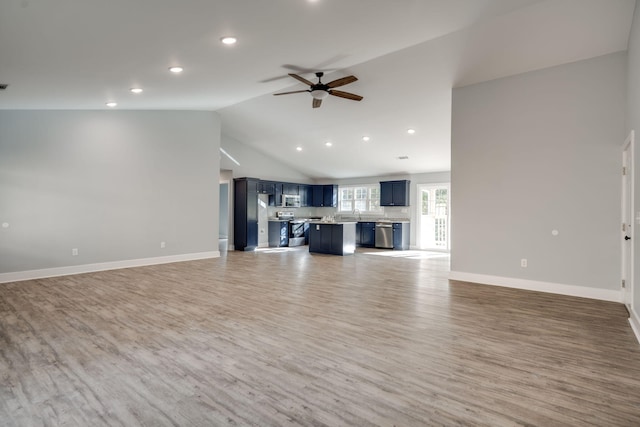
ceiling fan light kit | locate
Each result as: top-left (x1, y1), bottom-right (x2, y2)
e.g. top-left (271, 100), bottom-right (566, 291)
top-left (311, 89), bottom-right (329, 100)
top-left (274, 71), bottom-right (363, 108)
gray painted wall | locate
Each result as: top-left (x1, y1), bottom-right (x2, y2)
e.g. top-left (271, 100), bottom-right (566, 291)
top-left (627, 1), bottom-right (640, 315)
top-left (451, 52), bottom-right (626, 290)
top-left (220, 134), bottom-right (312, 183)
top-left (0, 110), bottom-right (221, 273)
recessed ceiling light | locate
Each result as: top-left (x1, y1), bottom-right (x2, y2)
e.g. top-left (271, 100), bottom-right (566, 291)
top-left (325, 142), bottom-right (332, 147)
top-left (168, 66), bottom-right (184, 73)
top-left (362, 136), bottom-right (370, 142)
top-left (105, 102), bottom-right (117, 108)
top-left (130, 88), bottom-right (143, 94)
top-left (407, 128), bottom-right (416, 135)
top-left (221, 36), bottom-right (237, 45)
top-left (296, 146), bottom-right (303, 152)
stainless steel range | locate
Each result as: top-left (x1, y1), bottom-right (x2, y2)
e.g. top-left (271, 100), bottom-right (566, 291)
top-left (276, 212), bottom-right (308, 247)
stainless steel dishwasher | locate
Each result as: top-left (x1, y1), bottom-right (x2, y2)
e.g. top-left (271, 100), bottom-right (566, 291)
top-left (375, 222), bottom-right (393, 248)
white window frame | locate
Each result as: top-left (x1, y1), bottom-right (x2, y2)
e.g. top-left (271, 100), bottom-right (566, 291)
top-left (338, 184), bottom-right (382, 213)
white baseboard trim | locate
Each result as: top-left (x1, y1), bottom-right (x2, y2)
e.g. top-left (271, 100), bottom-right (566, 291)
top-left (0, 251), bottom-right (220, 284)
top-left (629, 307), bottom-right (640, 345)
top-left (448, 271), bottom-right (621, 303)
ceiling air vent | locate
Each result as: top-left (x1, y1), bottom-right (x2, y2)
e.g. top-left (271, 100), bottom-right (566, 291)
top-left (0, 84), bottom-right (8, 90)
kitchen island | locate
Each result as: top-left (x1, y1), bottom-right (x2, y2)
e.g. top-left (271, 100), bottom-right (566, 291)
top-left (308, 221), bottom-right (356, 255)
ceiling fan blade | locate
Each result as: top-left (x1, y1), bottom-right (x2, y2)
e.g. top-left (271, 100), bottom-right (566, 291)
top-left (288, 73), bottom-right (315, 86)
top-left (329, 90), bottom-right (363, 101)
top-left (273, 90), bottom-right (310, 96)
top-left (312, 98), bottom-right (322, 108)
top-left (326, 75), bottom-right (358, 88)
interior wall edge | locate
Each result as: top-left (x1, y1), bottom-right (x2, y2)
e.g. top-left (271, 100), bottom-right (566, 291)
top-left (449, 271), bottom-right (621, 303)
top-left (0, 251), bottom-right (220, 284)
top-left (629, 308), bottom-right (640, 345)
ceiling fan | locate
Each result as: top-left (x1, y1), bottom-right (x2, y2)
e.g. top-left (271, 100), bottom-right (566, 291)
top-left (273, 72), bottom-right (363, 108)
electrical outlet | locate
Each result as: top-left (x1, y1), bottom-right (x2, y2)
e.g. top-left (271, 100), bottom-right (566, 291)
top-left (160, 241), bottom-right (166, 249)
top-left (72, 248), bottom-right (78, 256)
top-left (520, 258), bottom-right (527, 268)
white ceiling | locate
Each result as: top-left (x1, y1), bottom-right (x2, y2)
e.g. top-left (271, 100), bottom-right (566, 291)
top-left (0, 0), bottom-right (635, 179)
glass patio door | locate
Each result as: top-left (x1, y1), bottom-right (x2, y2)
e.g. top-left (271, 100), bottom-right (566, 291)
top-left (417, 184), bottom-right (450, 251)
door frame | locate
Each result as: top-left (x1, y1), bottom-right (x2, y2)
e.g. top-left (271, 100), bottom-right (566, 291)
top-left (622, 130), bottom-right (635, 307)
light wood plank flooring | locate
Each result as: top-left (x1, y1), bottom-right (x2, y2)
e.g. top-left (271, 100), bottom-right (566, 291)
top-left (1, 248), bottom-right (639, 426)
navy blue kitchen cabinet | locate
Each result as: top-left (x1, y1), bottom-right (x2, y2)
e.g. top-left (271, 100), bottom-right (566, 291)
top-left (311, 185), bottom-right (324, 207)
top-left (268, 220), bottom-right (289, 247)
top-left (233, 178), bottom-right (259, 251)
top-left (393, 222), bottom-right (410, 250)
top-left (310, 184), bottom-right (338, 207)
top-left (283, 183), bottom-right (299, 195)
top-left (257, 180), bottom-right (275, 195)
top-left (380, 180), bottom-right (410, 206)
top-left (309, 224), bottom-right (322, 252)
top-left (309, 223), bottom-right (356, 255)
top-left (323, 185), bottom-right (338, 207)
top-left (272, 182), bottom-right (283, 206)
top-left (299, 184), bottom-right (310, 207)
top-left (360, 222), bottom-right (376, 247)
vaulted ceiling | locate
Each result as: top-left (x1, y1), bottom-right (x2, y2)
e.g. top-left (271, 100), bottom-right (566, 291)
top-left (0, 0), bottom-right (635, 178)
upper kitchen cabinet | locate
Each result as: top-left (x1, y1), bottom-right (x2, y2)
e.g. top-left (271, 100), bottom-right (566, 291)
top-left (299, 184), bottom-right (310, 207)
top-left (257, 180), bottom-right (275, 195)
top-left (282, 183), bottom-right (299, 195)
top-left (380, 180), bottom-right (410, 206)
top-left (272, 182), bottom-right (283, 206)
top-left (311, 184), bottom-right (338, 207)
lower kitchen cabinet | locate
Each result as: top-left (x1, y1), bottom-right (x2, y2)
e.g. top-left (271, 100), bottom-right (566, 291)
top-left (359, 222), bottom-right (376, 247)
top-left (268, 220), bottom-right (289, 247)
top-left (309, 223), bottom-right (356, 255)
top-left (393, 222), bottom-right (410, 250)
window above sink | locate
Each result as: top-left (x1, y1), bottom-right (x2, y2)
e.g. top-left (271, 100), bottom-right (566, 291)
top-left (338, 184), bottom-right (382, 213)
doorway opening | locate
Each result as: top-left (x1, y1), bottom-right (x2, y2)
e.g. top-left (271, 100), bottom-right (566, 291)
top-left (417, 183), bottom-right (450, 251)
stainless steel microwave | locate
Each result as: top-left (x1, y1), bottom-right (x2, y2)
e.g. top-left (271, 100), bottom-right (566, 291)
top-left (282, 194), bottom-right (301, 208)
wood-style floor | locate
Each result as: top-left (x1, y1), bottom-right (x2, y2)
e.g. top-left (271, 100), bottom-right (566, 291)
top-left (1, 248), bottom-right (639, 426)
